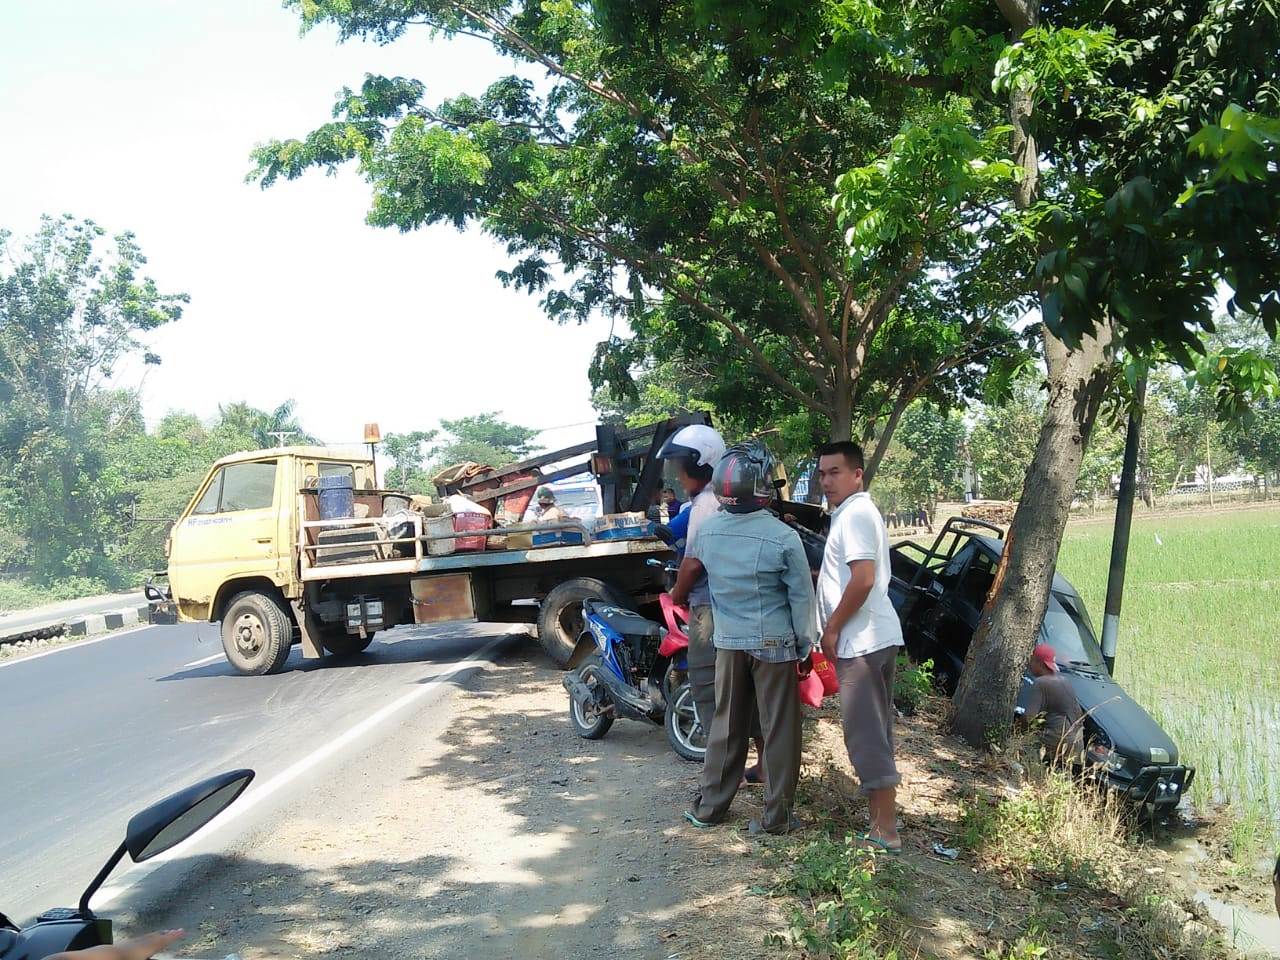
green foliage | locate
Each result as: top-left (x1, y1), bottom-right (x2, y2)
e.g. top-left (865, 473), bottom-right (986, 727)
top-left (0, 217), bottom-right (187, 585)
top-left (0, 576), bottom-right (110, 612)
top-left (208, 400), bottom-right (318, 450)
top-left (424, 412), bottom-right (543, 484)
top-left (252, 0), bottom-right (1023, 450)
top-left (1056, 510), bottom-right (1280, 836)
top-left (968, 371), bottom-right (1045, 500)
top-left (983, 933), bottom-right (1051, 960)
top-left (991, 25), bottom-right (1131, 100)
top-left (892, 654), bottom-right (934, 714)
top-left (1006, 2), bottom-right (1280, 360)
top-left (782, 835), bottom-right (901, 959)
top-left (437, 412), bottom-right (539, 459)
top-left (381, 430), bottom-right (438, 494)
top-left (872, 403), bottom-right (966, 508)
top-left (1183, 105), bottom-right (1280, 205)
top-left (956, 767), bottom-right (1134, 890)
top-left (833, 96), bottom-right (1017, 267)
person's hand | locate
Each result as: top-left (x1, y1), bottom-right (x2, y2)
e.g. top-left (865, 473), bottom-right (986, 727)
top-left (50, 929), bottom-right (185, 960)
top-left (669, 589), bottom-right (688, 609)
top-left (820, 627), bottom-right (839, 664)
top-left (797, 652), bottom-right (813, 679)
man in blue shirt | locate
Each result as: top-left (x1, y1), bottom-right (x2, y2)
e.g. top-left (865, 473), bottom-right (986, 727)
top-left (679, 441), bottom-right (816, 835)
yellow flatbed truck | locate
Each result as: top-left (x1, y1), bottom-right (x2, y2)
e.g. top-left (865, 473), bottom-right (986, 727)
top-left (152, 418), bottom-right (707, 675)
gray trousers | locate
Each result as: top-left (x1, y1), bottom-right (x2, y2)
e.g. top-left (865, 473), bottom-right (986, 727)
top-left (836, 645), bottom-right (901, 793)
top-left (692, 649), bottom-right (802, 832)
top-left (686, 605), bottom-right (718, 737)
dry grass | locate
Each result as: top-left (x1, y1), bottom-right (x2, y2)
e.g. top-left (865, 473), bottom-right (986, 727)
top-left (773, 703), bottom-right (1235, 960)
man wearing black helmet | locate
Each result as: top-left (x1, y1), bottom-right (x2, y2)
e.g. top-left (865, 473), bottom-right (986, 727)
top-left (679, 440), bottom-right (817, 835)
top-left (666, 424), bottom-right (765, 782)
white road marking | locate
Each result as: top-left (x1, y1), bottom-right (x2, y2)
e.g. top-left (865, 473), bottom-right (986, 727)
top-left (182, 652), bottom-right (225, 668)
top-left (0, 625), bottom-right (152, 671)
top-left (91, 632), bottom-right (512, 910)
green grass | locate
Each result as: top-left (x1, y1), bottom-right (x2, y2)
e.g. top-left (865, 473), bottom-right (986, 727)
top-left (1057, 506), bottom-right (1280, 852)
top-left (0, 576), bottom-right (111, 613)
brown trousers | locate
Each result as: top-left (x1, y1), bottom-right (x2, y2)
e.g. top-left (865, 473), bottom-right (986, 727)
top-left (835, 645), bottom-right (901, 793)
top-left (692, 648), bottom-right (801, 832)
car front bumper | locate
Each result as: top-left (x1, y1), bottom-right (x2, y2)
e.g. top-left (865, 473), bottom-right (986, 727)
top-left (1103, 763), bottom-right (1195, 808)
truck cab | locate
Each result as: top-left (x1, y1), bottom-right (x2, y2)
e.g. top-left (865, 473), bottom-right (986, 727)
top-left (165, 448), bottom-right (373, 670)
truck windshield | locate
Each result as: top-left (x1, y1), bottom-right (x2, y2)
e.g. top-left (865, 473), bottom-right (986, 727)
top-left (1041, 592), bottom-right (1107, 670)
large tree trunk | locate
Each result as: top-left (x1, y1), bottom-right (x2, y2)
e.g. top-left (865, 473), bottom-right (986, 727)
top-left (951, 323), bottom-right (1114, 746)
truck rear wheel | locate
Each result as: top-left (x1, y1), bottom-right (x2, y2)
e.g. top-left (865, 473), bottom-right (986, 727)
top-left (537, 577), bottom-right (628, 668)
top-left (222, 591), bottom-right (293, 676)
top-left (320, 629), bottom-right (375, 656)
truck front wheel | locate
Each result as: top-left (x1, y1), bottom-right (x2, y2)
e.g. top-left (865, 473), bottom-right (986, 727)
top-left (222, 591), bottom-right (293, 675)
top-left (537, 578), bottom-right (628, 668)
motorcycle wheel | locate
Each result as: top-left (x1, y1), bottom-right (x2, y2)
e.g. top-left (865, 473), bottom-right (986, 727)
top-left (665, 680), bottom-right (707, 762)
top-left (569, 655), bottom-right (615, 740)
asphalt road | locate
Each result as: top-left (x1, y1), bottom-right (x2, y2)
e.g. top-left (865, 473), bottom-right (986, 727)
top-left (0, 619), bottom-right (524, 926)
top-left (0, 591), bottom-right (146, 636)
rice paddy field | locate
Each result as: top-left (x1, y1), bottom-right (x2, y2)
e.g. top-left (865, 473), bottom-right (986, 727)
top-left (1056, 504), bottom-right (1280, 849)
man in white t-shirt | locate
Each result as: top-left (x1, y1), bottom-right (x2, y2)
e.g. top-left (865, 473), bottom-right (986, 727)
top-left (816, 441), bottom-right (905, 854)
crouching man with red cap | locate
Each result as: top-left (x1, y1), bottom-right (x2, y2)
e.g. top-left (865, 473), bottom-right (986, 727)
top-left (1022, 643), bottom-right (1085, 765)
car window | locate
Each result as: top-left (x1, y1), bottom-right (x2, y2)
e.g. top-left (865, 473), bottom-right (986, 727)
top-left (219, 461), bottom-right (278, 512)
top-left (191, 469), bottom-right (223, 515)
top-left (956, 550), bottom-right (996, 610)
top-left (1041, 592), bottom-right (1107, 669)
top-left (522, 486), bottom-right (601, 523)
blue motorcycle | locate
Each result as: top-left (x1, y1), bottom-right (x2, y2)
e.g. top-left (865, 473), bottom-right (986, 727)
top-left (561, 573), bottom-right (705, 761)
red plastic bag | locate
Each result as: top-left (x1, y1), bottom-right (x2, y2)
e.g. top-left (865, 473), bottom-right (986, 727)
top-left (811, 649), bottom-right (840, 697)
top-left (797, 668), bottom-right (824, 708)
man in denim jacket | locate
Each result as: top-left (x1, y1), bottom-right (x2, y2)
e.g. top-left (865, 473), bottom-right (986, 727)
top-left (682, 441), bottom-right (816, 835)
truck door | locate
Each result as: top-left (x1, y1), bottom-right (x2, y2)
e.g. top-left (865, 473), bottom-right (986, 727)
top-left (168, 459), bottom-right (286, 618)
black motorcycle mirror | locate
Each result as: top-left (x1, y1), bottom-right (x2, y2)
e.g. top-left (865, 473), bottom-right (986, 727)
top-left (77, 769), bottom-right (254, 915)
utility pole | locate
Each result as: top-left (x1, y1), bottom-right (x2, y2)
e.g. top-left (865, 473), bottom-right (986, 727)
top-left (267, 430), bottom-right (295, 447)
top-left (1101, 371), bottom-right (1146, 674)
top-left (1205, 429), bottom-right (1215, 507)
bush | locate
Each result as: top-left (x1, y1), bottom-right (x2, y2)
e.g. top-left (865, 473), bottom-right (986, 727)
top-left (893, 654), bottom-right (934, 715)
top-left (0, 576), bottom-right (111, 612)
top-left (778, 835), bottom-right (902, 959)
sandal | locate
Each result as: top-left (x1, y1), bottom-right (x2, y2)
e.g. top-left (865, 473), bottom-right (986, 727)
top-left (856, 832), bottom-right (902, 855)
top-left (683, 810), bottom-right (717, 828)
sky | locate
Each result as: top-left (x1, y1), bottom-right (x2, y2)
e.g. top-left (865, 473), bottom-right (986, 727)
top-left (0, 1), bottom-right (616, 452)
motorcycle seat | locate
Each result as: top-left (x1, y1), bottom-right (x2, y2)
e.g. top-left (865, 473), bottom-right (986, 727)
top-left (590, 603), bottom-right (662, 639)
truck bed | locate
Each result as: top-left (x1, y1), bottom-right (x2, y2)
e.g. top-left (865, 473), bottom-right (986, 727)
top-left (299, 536), bottom-right (671, 582)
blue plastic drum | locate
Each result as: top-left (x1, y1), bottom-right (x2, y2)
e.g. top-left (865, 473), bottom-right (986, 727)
top-left (317, 474), bottom-right (355, 520)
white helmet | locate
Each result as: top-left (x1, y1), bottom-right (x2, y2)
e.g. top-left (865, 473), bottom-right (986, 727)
top-left (657, 424), bottom-right (726, 468)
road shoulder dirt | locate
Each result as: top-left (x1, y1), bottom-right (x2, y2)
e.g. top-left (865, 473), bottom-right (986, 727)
top-left (130, 647), bottom-right (787, 960)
